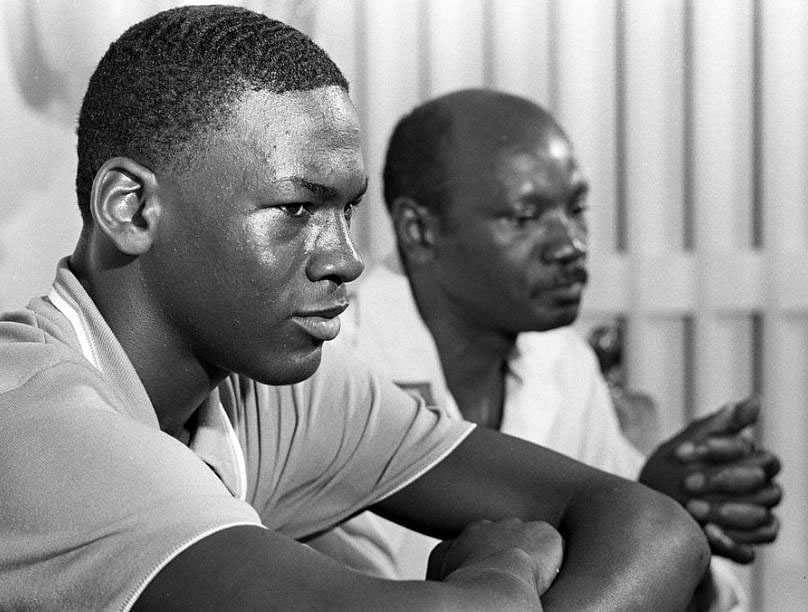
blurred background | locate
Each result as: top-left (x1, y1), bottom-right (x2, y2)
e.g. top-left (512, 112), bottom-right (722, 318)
top-left (1, 1), bottom-right (805, 609)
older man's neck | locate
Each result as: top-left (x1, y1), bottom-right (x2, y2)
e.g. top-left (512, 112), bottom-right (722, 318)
top-left (414, 287), bottom-right (516, 430)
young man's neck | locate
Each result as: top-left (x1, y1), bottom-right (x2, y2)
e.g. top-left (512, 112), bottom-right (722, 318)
top-left (70, 251), bottom-right (221, 439)
top-left (410, 274), bottom-right (516, 430)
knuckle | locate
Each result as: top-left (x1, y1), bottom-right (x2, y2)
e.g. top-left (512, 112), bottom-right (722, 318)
top-left (464, 519), bottom-right (491, 534)
top-left (768, 484), bottom-right (784, 505)
top-left (764, 454), bottom-right (783, 476)
top-left (733, 548), bottom-right (756, 564)
top-left (718, 503), bottom-right (767, 525)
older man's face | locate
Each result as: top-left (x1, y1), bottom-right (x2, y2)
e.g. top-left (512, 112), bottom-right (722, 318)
top-left (432, 125), bottom-right (589, 337)
top-left (143, 86), bottom-right (367, 384)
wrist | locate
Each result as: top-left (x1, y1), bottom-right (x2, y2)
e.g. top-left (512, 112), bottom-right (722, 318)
top-left (444, 551), bottom-right (541, 609)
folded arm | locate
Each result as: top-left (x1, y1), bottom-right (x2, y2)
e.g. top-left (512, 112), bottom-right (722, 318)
top-left (372, 426), bottom-right (711, 611)
top-left (133, 520), bottom-right (561, 611)
top-left (134, 425), bottom-right (707, 610)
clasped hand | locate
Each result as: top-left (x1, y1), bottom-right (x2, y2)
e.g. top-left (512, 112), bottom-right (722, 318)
top-left (639, 397), bottom-right (781, 563)
top-left (427, 518), bottom-right (563, 608)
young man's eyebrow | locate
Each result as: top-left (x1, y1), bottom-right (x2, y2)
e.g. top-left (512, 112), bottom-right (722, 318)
top-left (279, 176), bottom-right (369, 201)
top-left (293, 177), bottom-right (339, 200)
top-left (352, 176), bottom-right (370, 200)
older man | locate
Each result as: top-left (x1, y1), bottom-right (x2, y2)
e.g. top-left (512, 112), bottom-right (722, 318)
top-left (309, 89), bottom-right (780, 610)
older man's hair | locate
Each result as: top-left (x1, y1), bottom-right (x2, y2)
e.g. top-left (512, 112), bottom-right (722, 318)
top-left (382, 95), bottom-right (455, 224)
top-left (75, 4), bottom-right (348, 226)
top-left (383, 89), bottom-right (559, 228)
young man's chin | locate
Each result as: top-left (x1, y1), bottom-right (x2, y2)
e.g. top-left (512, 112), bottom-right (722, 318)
top-left (252, 346), bottom-right (324, 386)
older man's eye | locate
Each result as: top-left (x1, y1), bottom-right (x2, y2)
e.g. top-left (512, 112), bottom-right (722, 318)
top-left (570, 197), bottom-right (589, 217)
top-left (506, 211), bottom-right (540, 227)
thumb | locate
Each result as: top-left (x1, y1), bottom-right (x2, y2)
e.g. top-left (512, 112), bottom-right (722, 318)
top-left (426, 539), bottom-right (454, 580)
top-left (695, 396), bottom-right (760, 436)
top-left (534, 536), bottom-right (564, 596)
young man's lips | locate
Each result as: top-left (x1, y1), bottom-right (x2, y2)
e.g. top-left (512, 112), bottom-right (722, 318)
top-left (292, 315), bottom-right (342, 341)
top-left (292, 304), bottom-right (348, 342)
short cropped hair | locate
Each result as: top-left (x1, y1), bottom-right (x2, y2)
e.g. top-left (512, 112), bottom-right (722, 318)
top-left (383, 89), bottom-right (557, 226)
top-left (76, 4), bottom-right (348, 226)
top-left (382, 97), bottom-right (455, 224)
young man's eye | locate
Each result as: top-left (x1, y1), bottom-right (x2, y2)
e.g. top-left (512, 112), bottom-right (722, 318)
top-left (279, 204), bottom-right (311, 218)
top-left (344, 199), bottom-right (362, 223)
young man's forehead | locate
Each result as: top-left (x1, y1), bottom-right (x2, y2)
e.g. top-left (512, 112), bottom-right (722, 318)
top-left (229, 86), bottom-right (360, 136)
top-left (199, 86), bottom-right (364, 187)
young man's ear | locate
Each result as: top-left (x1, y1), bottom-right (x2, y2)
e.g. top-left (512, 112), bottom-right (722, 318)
top-left (90, 157), bottom-right (160, 255)
top-left (391, 197), bottom-right (440, 265)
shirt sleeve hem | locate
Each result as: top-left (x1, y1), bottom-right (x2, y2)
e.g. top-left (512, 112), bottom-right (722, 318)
top-left (372, 421), bottom-right (476, 505)
top-left (120, 520), bottom-right (266, 611)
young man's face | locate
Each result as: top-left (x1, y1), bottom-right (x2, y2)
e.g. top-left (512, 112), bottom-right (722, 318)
top-left (432, 123), bottom-right (589, 336)
top-left (145, 86), bottom-right (367, 384)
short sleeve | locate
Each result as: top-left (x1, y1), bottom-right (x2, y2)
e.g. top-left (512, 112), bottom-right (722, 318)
top-left (0, 361), bottom-right (262, 611)
top-left (234, 341), bottom-right (475, 539)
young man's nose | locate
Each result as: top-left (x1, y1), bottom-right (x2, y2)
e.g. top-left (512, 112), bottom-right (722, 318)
top-left (306, 214), bottom-right (365, 284)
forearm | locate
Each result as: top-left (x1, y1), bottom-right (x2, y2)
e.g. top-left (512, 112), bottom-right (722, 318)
top-left (542, 476), bottom-right (710, 611)
top-left (304, 571), bottom-right (538, 611)
top-left (376, 428), bottom-right (710, 610)
top-left (134, 525), bottom-right (545, 611)
top-left (305, 566), bottom-right (542, 611)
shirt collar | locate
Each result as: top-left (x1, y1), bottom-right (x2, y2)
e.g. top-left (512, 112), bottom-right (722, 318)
top-left (47, 258), bottom-right (247, 500)
top-left (375, 254), bottom-right (562, 435)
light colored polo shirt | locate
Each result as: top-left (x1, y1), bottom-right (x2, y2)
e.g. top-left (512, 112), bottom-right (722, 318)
top-left (0, 259), bottom-right (474, 610)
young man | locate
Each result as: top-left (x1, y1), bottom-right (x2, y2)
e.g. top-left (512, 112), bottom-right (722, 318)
top-left (308, 89), bottom-right (781, 609)
top-left (0, 8), bottom-right (709, 611)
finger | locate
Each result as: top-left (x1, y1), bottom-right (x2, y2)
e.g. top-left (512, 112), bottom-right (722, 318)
top-left (526, 525), bottom-right (564, 595)
top-left (536, 560), bottom-right (562, 597)
top-left (687, 499), bottom-right (773, 530)
top-left (426, 540), bottom-right (454, 580)
top-left (721, 515), bottom-right (780, 545)
top-left (696, 397), bottom-right (760, 437)
top-left (704, 523), bottom-right (756, 564)
top-left (675, 435), bottom-right (754, 463)
top-left (756, 451), bottom-right (782, 479)
top-left (700, 483), bottom-right (783, 509)
top-left (684, 465), bottom-right (768, 495)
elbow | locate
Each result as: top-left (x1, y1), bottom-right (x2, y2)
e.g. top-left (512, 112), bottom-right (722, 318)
top-left (647, 490), bottom-right (711, 603)
top-left (601, 486), bottom-right (711, 611)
